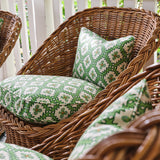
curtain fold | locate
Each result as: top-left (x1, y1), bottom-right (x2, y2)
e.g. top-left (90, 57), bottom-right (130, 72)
top-left (0, 52), bottom-right (16, 81)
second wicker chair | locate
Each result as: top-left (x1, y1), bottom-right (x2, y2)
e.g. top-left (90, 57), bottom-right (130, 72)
top-left (0, 11), bottom-right (21, 67)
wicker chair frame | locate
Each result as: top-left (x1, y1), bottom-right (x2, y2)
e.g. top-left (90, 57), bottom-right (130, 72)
top-left (0, 7), bottom-right (160, 160)
top-left (81, 63), bottom-right (160, 160)
top-left (0, 11), bottom-right (22, 67)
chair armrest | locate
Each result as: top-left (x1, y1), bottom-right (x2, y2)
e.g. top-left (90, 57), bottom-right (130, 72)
top-left (81, 108), bottom-right (160, 160)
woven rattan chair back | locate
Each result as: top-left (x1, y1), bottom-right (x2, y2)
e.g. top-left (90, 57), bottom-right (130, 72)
top-left (81, 63), bottom-right (160, 160)
top-left (0, 7), bottom-right (160, 160)
top-left (18, 7), bottom-right (160, 78)
top-left (0, 11), bottom-right (21, 67)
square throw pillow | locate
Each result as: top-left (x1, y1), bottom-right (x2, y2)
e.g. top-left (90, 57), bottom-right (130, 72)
top-left (0, 75), bottom-right (102, 124)
top-left (72, 27), bottom-right (135, 88)
top-left (69, 79), bottom-right (152, 160)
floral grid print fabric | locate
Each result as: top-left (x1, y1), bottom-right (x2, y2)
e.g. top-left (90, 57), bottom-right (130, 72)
top-left (72, 27), bottom-right (135, 88)
top-left (0, 142), bottom-right (52, 160)
top-left (0, 75), bottom-right (102, 124)
top-left (69, 79), bottom-right (152, 160)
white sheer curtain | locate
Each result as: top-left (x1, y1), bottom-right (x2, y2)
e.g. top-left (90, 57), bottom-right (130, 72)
top-left (0, 52), bottom-right (16, 81)
top-left (0, 0), bottom-right (17, 81)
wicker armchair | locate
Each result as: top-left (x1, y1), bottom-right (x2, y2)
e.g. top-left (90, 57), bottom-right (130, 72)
top-left (81, 63), bottom-right (160, 160)
top-left (0, 11), bottom-right (21, 67)
top-left (0, 7), bottom-right (160, 160)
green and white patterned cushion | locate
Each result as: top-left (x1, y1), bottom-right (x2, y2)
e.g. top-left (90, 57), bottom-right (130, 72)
top-left (0, 18), bottom-right (4, 30)
top-left (69, 79), bottom-right (152, 160)
top-left (0, 75), bottom-right (102, 124)
top-left (72, 27), bottom-right (135, 88)
top-left (0, 142), bottom-right (52, 160)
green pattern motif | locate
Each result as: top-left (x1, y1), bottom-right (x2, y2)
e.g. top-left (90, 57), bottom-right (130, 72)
top-left (69, 79), bottom-right (152, 160)
top-left (0, 18), bottom-right (4, 31)
top-left (0, 142), bottom-right (52, 160)
top-left (72, 27), bottom-right (135, 88)
top-left (0, 75), bottom-right (102, 124)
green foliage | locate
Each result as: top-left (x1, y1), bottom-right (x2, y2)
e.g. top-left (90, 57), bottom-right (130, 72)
top-left (62, 0), bottom-right (65, 20)
top-left (157, 2), bottom-right (160, 62)
top-left (157, 1), bottom-right (160, 15)
top-left (119, 0), bottom-right (124, 8)
top-left (74, 0), bottom-right (78, 12)
top-left (88, 0), bottom-right (91, 8)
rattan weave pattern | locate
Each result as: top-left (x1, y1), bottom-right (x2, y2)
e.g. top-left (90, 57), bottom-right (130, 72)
top-left (0, 7), bottom-right (160, 160)
top-left (81, 64), bottom-right (160, 160)
top-left (0, 10), bottom-right (22, 67)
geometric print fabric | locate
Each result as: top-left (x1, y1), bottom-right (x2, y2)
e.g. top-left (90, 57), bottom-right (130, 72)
top-left (0, 75), bottom-right (102, 124)
top-left (72, 27), bottom-right (135, 88)
top-left (69, 79), bottom-right (153, 160)
top-left (0, 142), bottom-right (52, 160)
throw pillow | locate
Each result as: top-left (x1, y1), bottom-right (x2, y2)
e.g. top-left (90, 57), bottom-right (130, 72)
top-left (69, 79), bottom-right (152, 160)
top-left (0, 75), bottom-right (103, 124)
top-left (0, 142), bottom-right (52, 160)
top-left (72, 27), bottom-right (135, 88)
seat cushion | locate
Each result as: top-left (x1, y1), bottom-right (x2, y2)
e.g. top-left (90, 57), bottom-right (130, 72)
top-left (69, 79), bottom-right (152, 160)
top-left (0, 142), bottom-right (52, 160)
top-left (72, 27), bottom-right (135, 88)
top-left (0, 75), bottom-right (102, 124)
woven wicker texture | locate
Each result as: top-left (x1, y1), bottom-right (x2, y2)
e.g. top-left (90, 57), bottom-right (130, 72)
top-left (0, 7), bottom-right (160, 160)
top-left (81, 109), bottom-right (160, 160)
top-left (0, 11), bottom-right (21, 67)
top-left (81, 64), bottom-right (160, 160)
